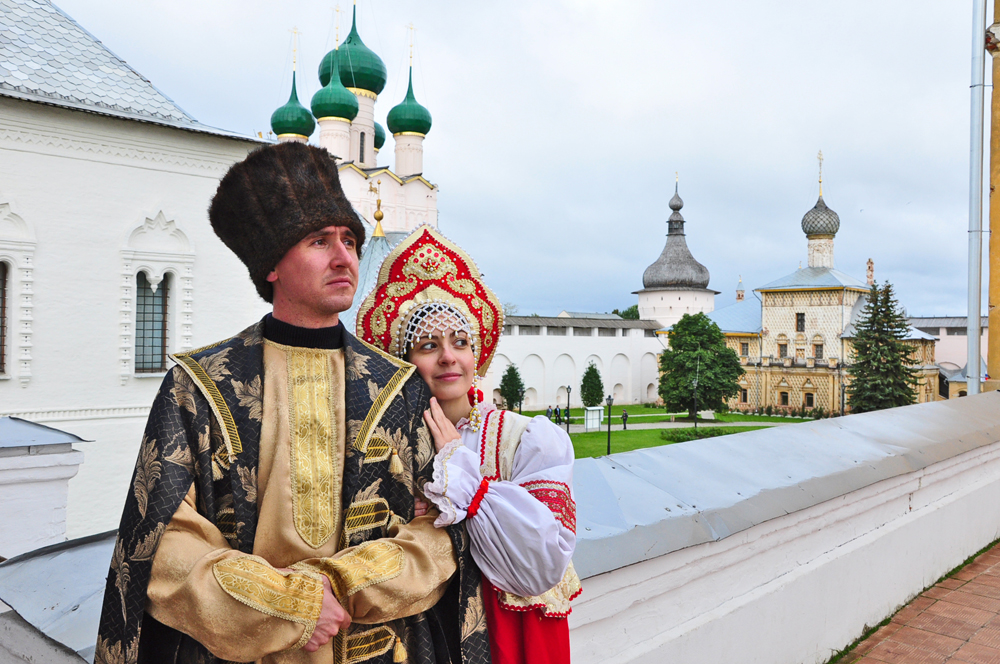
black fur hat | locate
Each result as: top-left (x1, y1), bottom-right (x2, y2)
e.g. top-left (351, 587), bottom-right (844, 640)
top-left (209, 142), bottom-right (366, 302)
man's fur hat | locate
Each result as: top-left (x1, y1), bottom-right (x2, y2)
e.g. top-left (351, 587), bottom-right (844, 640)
top-left (208, 142), bottom-right (366, 302)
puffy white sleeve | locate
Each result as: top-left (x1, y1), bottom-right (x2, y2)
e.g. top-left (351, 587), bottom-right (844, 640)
top-left (422, 416), bottom-right (576, 598)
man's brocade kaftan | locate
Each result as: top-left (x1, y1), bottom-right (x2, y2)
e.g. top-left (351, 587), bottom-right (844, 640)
top-left (96, 319), bottom-right (491, 664)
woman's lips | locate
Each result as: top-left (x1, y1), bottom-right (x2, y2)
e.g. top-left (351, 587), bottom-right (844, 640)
top-left (435, 373), bottom-right (463, 382)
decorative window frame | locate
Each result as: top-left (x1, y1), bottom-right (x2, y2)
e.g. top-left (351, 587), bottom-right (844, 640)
top-left (119, 210), bottom-right (194, 385)
top-left (0, 197), bottom-right (36, 387)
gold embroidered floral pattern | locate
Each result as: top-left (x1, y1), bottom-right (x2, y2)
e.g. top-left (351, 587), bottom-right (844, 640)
top-left (345, 626), bottom-right (396, 664)
top-left (212, 555), bottom-right (325, 625)
top-left (343, 498), bottom-right (391, 536)
top-left (172, 353), bottom-right (242, 459)
top-left (286, 346), bottom-right (342, 549)
top-left (322, 541), bottom-right (404, 600)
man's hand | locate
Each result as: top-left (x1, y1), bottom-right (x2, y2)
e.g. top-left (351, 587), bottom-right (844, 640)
top-left (303, 576), bottom-right (351, 652)
top-left (423, 397), bottom-right (461, 453)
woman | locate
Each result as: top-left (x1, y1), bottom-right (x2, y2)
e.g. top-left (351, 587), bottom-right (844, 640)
top-left (356, 226), bottom-right (581, 664)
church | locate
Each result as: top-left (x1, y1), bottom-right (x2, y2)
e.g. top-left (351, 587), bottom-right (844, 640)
top-left (707, 162), bottom-right (939, 413)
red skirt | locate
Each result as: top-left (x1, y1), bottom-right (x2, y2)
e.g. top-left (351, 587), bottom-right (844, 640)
top-left (481, 576), bottom-right (571, 664)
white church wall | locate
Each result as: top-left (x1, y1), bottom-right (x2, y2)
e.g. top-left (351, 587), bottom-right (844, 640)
top-left (482, 327), bottom-right (663, 408)
top-left (0, 98), bottom-right (270, 538)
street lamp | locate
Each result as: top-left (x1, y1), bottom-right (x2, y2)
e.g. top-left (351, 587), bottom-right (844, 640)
top-left (692, 356), bottom-right (700, 432)
top-left (605, 394), bottom-right (614, 455)
top-left (565, 386), bottom-right (572, 434)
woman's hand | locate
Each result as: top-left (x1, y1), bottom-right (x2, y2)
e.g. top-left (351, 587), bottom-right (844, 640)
top-left (423, 397), bottom-right (462, 453)
top-left (414, 497), bottom-right (429, 517)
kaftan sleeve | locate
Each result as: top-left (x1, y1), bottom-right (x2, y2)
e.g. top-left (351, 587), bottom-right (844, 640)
top-left (146, 484), bottom-right (326, 661)
top-left (422, 416), bottom-right (576, 598)
top-left (292, 513), bottom-right (456, 625)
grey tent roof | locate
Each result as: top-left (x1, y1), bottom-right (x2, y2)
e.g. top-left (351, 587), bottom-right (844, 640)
top-left (707, 299), bottom-right (762, 334)
top-left (756, 266), bottom-right (868, 292)
top-left (641, 183), bottom-right (711, 290)
top-left (0, 0), bottom-right (258, 141)
top-left (340, 225), bottom-right (408, 333)
top-left (0, 530), bottom-right (116, 662)
top-left (0, 416), bottom-right (88, 449)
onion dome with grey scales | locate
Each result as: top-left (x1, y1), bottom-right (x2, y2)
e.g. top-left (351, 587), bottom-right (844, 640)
top-left (642, 182), bottom-right (711, 290)
top-left (801, 195), bottom-right (840, 236)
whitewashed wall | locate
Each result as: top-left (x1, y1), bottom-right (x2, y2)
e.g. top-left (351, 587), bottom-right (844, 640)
top-left (0, 98), bottom-right (270, 538)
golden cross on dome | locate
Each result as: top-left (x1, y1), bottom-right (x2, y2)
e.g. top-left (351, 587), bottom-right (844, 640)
top-left (289, 27), bottom-right (300, 71)
top-left (408, 23), bottom-right (415, 66)
top-left (334, 5), bottom-right (341, 44)
top-left (818, 149), bottom-right (824, 196)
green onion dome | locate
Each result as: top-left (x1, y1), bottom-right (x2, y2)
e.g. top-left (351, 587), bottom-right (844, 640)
top-left (373, 121), bottom-right (385, 150)
top-left (270, 72), bottom-right (315, 138)
top-left (311, 49), bottom-right (359, 121)
top-left (386, 67), bottom-right (432, 135)
top-left (318, 6), bottom-right (386, 95)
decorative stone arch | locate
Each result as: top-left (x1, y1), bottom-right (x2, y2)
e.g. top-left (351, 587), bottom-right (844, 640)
top-left (646, 383), bottom-right (657, 402)
top-left (119, 210), bottom-right (194, 384)
top-left (522, 354), bottom-right (545, 403)
top-left (611, 353), bottom-right (631, 403)
top-left (0, 196), bottom-right (36, 386)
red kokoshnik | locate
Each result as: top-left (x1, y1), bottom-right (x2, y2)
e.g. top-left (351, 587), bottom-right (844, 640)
top-left (355, 225), bottom-right (504, 377)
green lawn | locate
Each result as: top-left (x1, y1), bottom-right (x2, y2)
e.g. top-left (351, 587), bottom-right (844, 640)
top-left (570, 425), bottom-right (771, 458)
top-left (714, 413), bottom-right (811, 424)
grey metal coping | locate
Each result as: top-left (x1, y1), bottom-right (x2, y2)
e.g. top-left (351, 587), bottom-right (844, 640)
top-left (756, 266), bottom-right (869, 291)
top-left (0, 529), bottom-right (116, 662)
top-left (907, 316), bottom-right (989, 329)
top-left (0, 416), bottom-right (89, 449)
top-left (505, 316), bottom-right (661, 329)
top-left (707, 298), bottom-right (762, 334)
top-left (0, 0), bottom-right (260, 142)
top-left (558, 311), bottom-right (623, 320)
top-left (573, 391), bottom-right (1000, 578)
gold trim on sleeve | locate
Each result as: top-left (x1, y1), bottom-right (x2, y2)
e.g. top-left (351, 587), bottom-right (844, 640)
top-left (302, 541), bottom-right (404, 602)
top-left (172, 353), bottom-right (242, 459)
top-left (285, 346), bottom-right (342, 549)
top-left (212, 555), bottom-right (325, 626)
top-left (496, 562), bottom-right (583, 618)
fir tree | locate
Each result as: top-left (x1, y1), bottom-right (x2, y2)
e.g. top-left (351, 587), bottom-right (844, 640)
top-left (612, 304), bottom-right (640, 320)
top-left (499, 364), bottom-right (526, 411)
top-left (580, 362), bottom-right (605, 407)
top-left (847, 282), bottom-right (918, 413)
top-left (658, 313), bottom-right (743, 419)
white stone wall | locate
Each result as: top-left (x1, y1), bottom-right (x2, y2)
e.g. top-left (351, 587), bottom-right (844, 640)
top-left (339, 166), bottom-right (437, 234)
top-left (482, 326), bottom-right (665, 408)
top-left (0, 98), bottom-right (270, 538)
top-left (637, 288), bottom-right (714, 330)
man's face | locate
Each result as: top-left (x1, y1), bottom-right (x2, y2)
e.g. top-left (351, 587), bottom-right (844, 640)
top-left (267, 225), bottom-right (359, 327)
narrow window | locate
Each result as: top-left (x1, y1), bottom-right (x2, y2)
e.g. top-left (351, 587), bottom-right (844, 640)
top-left (359, 132), bottom-right (366, 163)
top-left (814, 344), bottom-right (824, 359)
top-left (796, 313), bottom-right (805, 332)
top-left (740, 342), bottom-right (749, 356)
top-left (135, 272), bottom-right (169, 373)
top-left (0, 261), bottom-right (7, 374)
top-left (644, 329), bottom-right (656, 338)
top-left (740, 388), bottom-right (748, 403)
top-left (778, 344), bottom-right (788, 358)
top-left (805, 393), bottom-right (814, 408)
top-left (780, 391), bottom-right (789, 406)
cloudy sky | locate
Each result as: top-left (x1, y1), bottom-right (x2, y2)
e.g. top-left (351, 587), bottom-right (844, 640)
top-left (55, 0), bottom-right (982, 317)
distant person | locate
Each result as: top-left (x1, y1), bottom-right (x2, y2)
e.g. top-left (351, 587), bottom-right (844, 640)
top-left (554, 405), bottom-right (562, 424)
top-left (546, 405), bottom-right (553, 420)
top-left (621, 408), bottom-right (629, 430)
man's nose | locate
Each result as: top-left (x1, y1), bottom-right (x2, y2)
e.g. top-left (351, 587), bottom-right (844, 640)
top-left (328, 238), bottom-right (353, 267)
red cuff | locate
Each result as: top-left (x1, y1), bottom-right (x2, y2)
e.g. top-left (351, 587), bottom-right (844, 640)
top-left (467, 478), bottom-right (491, 519)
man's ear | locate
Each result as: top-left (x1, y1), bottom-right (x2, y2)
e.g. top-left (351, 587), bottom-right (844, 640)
top-left (266, 270), bottom-right (278, 283)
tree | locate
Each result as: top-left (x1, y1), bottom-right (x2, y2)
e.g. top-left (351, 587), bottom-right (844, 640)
top-left (502, 301), bottom-right (519, 317)
top-left (847, 282), bottom-right (918, 413)
top-left (499, 364), bottom-right (526, 411)
top-left (612, 304), bottom-right (640, 320)
top-left (580, 362), bottom-right (605, 407)
top-left (658, 313), bottom-right (743, 419)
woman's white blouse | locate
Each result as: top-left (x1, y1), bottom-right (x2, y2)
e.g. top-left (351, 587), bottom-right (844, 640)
top-left (422, 405), bottom-right (576, 598)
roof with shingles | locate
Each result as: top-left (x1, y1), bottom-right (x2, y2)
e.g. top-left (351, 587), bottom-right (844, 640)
top-left (756, 267), bottom-right (868, 292)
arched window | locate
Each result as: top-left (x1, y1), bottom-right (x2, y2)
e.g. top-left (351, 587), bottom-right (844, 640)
top-left (359, 132), bottom-right (366, 163)
top-left (0, 261), bottom-right (7, 374)
top-left (135, 271), bottom-right (170, 373)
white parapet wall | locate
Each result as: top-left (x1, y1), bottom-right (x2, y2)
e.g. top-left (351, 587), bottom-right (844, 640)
top-left (569, 392), bottom-right (1000, 664)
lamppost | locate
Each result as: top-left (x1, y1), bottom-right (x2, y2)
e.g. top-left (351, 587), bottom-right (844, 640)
top-left (692, 356), bottom-right (700, 432)
top-left (605, 394), bottom-right (614, 455)
top-left (565, 386), bottom-right (572, 434)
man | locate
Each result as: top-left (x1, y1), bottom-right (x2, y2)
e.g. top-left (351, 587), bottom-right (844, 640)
top-left (554, 405), bottom-right (561, 425)
top-left (96, 143), bottom-right (489, 664)
top-left (621, 408), bottom-right (628, 430)
top-left (546, 405), bottom-right (553, 420)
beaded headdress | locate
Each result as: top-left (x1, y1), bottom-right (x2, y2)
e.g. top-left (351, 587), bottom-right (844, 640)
top-left (355, 225), bottom-right (504, 378)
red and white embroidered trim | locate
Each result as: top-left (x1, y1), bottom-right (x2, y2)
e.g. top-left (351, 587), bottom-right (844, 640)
top-left (466, 478), bottom-right (490, 518)
top-left (521, 480), bottom-right (576, 534)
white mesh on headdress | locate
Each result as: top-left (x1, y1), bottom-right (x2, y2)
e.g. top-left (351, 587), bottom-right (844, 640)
top-left (402, 302), bottom-right (474, 356)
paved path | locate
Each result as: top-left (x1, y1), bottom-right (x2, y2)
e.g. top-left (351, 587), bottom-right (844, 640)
top-left (841, 541), bottom-right (1000, 663)
top-left (550, 419), bottom-right (798, 435)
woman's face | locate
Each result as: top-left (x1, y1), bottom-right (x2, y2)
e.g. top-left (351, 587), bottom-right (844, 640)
top-left (407, 328), bottom-right (476, 404)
